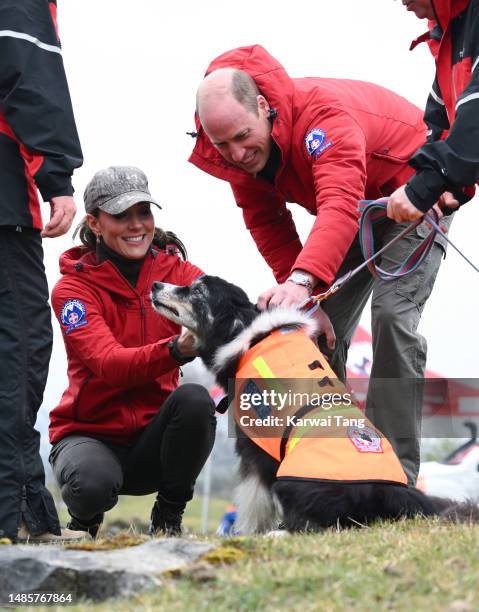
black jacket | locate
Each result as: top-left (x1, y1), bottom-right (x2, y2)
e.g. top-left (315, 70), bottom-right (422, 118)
top-left (406, 0), bottom-right (479, 212)
top-left (0, 0), bottom-right (83, 228)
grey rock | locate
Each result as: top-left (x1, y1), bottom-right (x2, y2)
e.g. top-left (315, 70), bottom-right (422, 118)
top-left (0, 538), bottom-right (214, 602)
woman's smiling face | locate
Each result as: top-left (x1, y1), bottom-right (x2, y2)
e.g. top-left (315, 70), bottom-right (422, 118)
top-left (88, 202), bottom-right (155, 259)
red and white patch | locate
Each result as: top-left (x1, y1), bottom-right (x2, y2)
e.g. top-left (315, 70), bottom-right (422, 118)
top-left (348, 425), bottom-right (383, 453)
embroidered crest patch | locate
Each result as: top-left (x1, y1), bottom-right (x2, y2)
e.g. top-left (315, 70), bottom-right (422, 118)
top-left (304, 128), bottom-right (333, 159)
top-left (348, 425), bottom-right (383, 453)
top-left (61, 299), bottom-right (88, 334)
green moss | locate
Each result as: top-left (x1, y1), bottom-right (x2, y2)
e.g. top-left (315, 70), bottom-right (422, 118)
top-left (202, 546), bottom-right (247, 565)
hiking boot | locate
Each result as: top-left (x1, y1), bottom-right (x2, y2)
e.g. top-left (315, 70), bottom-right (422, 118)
top-left (17, 522), bottom-right (91, 544)
top-left (149, 495), bottom-right (185, 537)
top-left (66, 513), bottom-right (103, 539)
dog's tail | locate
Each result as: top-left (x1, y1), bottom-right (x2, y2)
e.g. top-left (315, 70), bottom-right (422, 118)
top-left (273, 480), bottom-right (479, 530)
top-left (234, 473), bottom-right (279, 534)
top-left (351, 484), bottom-right (479, 525)
top-left (400, 486), bottom-right (479, 522)
top-left (426, 494), bottom-right (479, 522)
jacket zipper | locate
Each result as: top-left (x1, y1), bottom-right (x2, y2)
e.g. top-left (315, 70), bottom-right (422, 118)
top-left (122, 253), bottom-right (154, 345)
top-left (271, 134), bottom-right (285, 189)
top-left (140, 298), bottom-right (146, 345)
top-left (452, 63), bottom-right (457, 104)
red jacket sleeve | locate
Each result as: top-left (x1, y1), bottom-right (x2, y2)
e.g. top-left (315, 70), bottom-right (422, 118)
top-left (231, 183), bottom-right (303, 283)
top-left (52, 283), bottom-right (180, 388)
top-left (293, 111), bottom-right (367, 287)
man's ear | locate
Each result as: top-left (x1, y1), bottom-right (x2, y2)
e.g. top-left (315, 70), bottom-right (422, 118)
top-left (257, 95), bottom-right (270, 116)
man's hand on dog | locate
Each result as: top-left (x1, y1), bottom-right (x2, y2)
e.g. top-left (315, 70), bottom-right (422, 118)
top-left (258, 281), bottom-right (310, 311)
top-left (257, 282), bottom-right (336, 350)
top-left (311, 306), bottom-right (336, 350)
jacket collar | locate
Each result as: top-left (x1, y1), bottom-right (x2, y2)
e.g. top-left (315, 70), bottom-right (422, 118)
top-left (58, 246), bottom-right (177, 299)
top-left (409, 1), bottom-right (469, 50)
top-left (431, 0), bottom-right (469, 31)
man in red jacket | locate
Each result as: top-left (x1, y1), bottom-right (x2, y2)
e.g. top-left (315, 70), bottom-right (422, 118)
top-left (388, 0), bottom-right (478, 221)
top-left (189, 45), bottom-right (451, 485)
top-left (0, 1), bottom-right (83, 543)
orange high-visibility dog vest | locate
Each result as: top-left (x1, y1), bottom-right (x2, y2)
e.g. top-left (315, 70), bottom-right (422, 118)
top-left (234, 327), bottom-right (407, 485)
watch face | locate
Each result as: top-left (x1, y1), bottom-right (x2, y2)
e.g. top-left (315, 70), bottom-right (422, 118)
top-left (291, 272), bottom-right (309, 283)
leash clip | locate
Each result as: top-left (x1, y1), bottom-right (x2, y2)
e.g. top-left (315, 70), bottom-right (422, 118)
top-left (299, 271), bottom-right (352, 315)
top-left (312, 270), bottom-right (352, 305)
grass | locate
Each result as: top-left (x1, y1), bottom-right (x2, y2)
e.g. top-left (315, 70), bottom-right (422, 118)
top-left (16, 518), bottom-right (479, 612)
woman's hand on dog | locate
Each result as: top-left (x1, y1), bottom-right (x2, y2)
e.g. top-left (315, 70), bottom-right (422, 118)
top-left (175, 329), bottom-right (199, 358)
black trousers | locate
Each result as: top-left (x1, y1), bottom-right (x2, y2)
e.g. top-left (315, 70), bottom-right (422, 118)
top-left (0, 226), bottom-right (60, 541)
top-left (49, 384), bottom-right (217, 522)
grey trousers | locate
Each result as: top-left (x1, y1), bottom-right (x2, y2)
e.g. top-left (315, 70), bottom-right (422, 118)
top-left (318, 217), bottom-right (451, 485)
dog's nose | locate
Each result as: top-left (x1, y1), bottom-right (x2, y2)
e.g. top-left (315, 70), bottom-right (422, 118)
top-left (151, 282), bottom-right (163, 292)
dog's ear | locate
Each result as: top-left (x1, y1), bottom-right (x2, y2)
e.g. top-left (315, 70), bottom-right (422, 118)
top-left (232, 300), bottom-right (257, 329)
top-left (229, 285), bottom-right (254, 309)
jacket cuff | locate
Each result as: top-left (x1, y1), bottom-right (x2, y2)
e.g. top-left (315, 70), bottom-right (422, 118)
top-left (405, 168), bottom-right (448, 213)
top-left (37, 174), bottom-right (74, 202)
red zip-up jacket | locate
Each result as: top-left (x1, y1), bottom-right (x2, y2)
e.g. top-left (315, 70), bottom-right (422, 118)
top-left (0, 1), bottom-right (83, 229)
top-left (406, 0), bottom-right (478, 212)
top-left (49, 247), bottom-right (202, 445)
top-left (189, 45), bottom-right (426, 288)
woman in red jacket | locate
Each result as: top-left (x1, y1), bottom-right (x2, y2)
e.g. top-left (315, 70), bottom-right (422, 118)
top-left (48, 166), bottom-right (216, 538)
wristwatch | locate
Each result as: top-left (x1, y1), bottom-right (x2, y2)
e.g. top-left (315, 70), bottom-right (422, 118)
top-left (286, 270), bottom-right (314, 295)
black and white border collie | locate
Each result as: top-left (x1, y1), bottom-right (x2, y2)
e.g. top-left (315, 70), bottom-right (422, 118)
top-left (151, 275), bottom-right (478, 533)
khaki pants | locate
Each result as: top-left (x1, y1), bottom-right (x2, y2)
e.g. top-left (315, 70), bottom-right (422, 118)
top-left (319, 217), bottom-right (451, 485)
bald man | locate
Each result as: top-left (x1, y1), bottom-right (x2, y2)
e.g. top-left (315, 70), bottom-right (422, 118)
top-left (189, 45), bottom-right (451, 485)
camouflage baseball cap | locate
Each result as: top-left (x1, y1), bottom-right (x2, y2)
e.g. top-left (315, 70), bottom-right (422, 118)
top-left (83, 166), bottom-right (162, 214)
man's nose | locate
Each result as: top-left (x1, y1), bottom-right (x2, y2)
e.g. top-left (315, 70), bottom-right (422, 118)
top-left (229, 143), bottom-right (246, 163)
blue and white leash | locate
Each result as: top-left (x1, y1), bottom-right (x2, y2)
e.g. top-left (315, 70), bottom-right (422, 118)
top-left (300, 198), bottom-right (478, 315)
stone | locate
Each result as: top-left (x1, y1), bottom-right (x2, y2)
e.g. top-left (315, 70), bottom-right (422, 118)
top-left (0, 538), bottom-right (214, 603)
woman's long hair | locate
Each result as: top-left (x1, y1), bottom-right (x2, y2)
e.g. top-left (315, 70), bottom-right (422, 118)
top-left (74, 211), bottom-right (188, 260)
